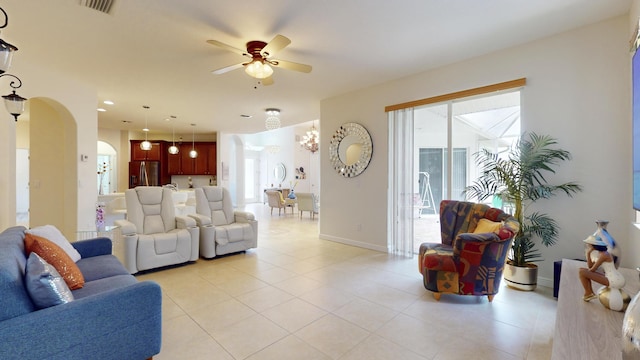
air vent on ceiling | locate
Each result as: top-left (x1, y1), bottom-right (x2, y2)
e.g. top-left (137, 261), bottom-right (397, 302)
top-left (79, 0), bottom-right (116, 14)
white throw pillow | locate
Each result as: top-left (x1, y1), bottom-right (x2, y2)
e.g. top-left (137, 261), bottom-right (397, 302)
top-left (26, 225), bottom-right (82, 262)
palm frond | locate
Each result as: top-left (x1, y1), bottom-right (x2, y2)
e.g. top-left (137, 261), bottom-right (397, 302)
top-left (465, 132), bottom-right (582, 265)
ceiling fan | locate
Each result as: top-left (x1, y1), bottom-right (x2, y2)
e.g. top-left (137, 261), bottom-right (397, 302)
top-left (207, 34), bottom-right (312, 85)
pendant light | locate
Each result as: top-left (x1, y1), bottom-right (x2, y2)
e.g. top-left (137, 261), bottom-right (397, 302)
top-left (140, 105), bottom-right (152, 151)
top-left (168, 115), bottom-right (179, 154)
top-left (265, 108), bottom-right (281, 130)
top-left (189, 123), bottom-right (197, 158)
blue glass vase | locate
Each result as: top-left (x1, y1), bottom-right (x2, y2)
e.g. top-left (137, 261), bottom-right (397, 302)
top-left (288, 190), bottom-right (296, 199)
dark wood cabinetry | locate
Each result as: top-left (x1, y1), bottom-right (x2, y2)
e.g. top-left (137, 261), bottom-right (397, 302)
top-left (146, 141), bottom-right (216, 176)
top-left (130, 140), bottom-right (162, 161)
top-left (194, 142), bottom-right (216, 175)
top-left (166, 144), bottom-right (193, 175)
top-left (130, 140), bottom-right (217, 187)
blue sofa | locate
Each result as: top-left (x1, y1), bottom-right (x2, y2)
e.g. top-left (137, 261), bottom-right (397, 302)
top-left (0, 226), bottom-right (162, 360)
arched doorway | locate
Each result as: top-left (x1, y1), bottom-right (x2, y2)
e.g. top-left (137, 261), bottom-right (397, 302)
top-left (28, 98), bottom-right (78, 238)
top-left (97, 140), bottom-right (117, 195)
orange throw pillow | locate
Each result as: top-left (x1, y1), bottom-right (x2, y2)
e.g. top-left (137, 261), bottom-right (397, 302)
top-left (24, 233), bottom-right (85, 290)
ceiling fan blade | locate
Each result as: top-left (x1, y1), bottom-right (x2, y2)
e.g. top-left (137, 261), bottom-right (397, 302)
top-left (206, 40), bottom-right (250, 58)
top-left (261, 76), bottom-right (274, 86)
top-left (261, 35), bottom-right (291, 58)
top-left (211, 62), bottom-right (245, 75)
top-left (272, 59), bottom-right (312, 73)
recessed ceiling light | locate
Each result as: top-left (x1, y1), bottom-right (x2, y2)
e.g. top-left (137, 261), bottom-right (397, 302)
top-left (97, 108), bottom-right (106, 112)
top-left (103, 100), bottom-right (114, 105)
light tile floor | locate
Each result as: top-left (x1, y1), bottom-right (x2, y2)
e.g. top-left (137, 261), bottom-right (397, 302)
top-left (137, 203), bottom-right (557, 360)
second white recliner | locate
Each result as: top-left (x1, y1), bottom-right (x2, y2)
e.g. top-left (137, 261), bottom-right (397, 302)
top-left (190, 186), bottom-right (258, 258)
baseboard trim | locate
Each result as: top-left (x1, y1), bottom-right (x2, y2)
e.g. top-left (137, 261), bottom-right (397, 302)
top-left (319, 233), bottom-right (388, 253)
top-left (538, 276), bottom-right (553, 289)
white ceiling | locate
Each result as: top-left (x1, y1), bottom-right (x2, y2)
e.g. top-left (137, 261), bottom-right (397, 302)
top-left (2, 0), bottom-right (632, 136)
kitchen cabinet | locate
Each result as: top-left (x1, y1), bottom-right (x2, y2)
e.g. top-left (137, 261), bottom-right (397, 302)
top-left (165, 144), bottom-right (192, 175)
top-left (166, 144), bottom-right (183, 174)
top-left (166, 142), bottom-right (216, 175)
top-left (131, 140), bottom-right (162, 161)
top-left (195, 142), bottom-right (216, 175)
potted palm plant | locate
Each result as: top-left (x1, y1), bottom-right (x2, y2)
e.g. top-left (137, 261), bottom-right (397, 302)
top-left (464, 132), bottom-right (582, 290)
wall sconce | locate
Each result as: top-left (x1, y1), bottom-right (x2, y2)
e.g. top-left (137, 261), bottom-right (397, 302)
top-left (0, 8), bottom-right (18, 74)
top-left (0, 7), bottom-right (26, 122)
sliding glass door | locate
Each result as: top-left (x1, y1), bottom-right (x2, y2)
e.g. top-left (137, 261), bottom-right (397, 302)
top-left (413, 91), bottom-right (520, 252)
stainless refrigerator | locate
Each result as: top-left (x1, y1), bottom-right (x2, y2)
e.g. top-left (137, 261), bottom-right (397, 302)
top-left (129, 161), bottom-right (160, 188)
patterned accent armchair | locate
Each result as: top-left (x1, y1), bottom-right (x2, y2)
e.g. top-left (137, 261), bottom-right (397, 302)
top-left (418, 200), bottom-right (519, 302)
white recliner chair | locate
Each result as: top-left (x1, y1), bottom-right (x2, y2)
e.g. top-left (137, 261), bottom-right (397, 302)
top-left (115, 186), bottom-right (199, 274)
top-left (190, 186), bottom-right (258, 259)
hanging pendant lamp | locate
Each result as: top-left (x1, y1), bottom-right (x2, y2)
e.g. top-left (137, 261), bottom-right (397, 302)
top-left (168, 115), bottom-right (179, 154)
top-left (189, 123), bottom-right (197, 158)
top-left (140, 105), bottom-right (152, 151)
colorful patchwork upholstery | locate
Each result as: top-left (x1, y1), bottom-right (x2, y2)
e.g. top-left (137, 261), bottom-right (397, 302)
top-left (418, 200), bottom-right (519, 302)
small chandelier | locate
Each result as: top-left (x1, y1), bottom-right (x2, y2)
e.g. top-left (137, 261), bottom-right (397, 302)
top-left (265, 108), bottom-right (281, 130)
top-left (300, 120), bottom-right (319, 153)
top-left (140, 105), bottom-right (152, 151)
top-left (189, 123), bottom-right (197, 158)
top-left (168, 115), bottom-right (179, 154)
top-left (0, 7), bottom-right (26, 122)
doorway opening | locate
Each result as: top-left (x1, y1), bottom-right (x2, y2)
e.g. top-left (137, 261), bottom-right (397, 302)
top-left (97, 141), bottom-right (117, 195)
top-left (16, 148), bottom-right (29, 227)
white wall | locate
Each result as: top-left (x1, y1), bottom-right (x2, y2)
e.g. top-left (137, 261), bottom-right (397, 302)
top-left (320, 15), bottom-right (632, 285)
top-left (241, 124), bottom-right (321, 199)
top-left (0, 55), bottom-right (98, 237)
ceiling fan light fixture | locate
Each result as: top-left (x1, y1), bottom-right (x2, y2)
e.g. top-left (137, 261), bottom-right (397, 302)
top-left (245, 59), bottom-right (273, 79)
